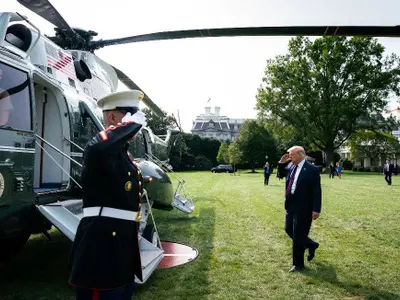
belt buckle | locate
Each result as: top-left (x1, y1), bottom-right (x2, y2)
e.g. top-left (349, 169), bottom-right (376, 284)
top-left (135, 211), bottom-right (142, 222)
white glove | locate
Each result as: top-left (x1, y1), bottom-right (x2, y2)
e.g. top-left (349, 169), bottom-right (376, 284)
top-left (122, 111), bottom-right (147, 127)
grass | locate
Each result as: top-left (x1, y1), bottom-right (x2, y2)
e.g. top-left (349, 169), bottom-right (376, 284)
top-left (0, 171), bottom-right (399, 300)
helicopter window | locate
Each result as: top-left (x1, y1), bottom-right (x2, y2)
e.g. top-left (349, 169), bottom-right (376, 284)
top-left (76, 113), bottom-right (99, 149)
top-left (129, 131), bottom-right (147, 158)
top-left (68, 78), bottom-right (76, 88)
top-left (0, 62), bottom-right (31, 130)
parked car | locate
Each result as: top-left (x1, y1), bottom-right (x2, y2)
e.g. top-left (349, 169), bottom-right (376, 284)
top-left (211, 164), bottom-right (234, 173)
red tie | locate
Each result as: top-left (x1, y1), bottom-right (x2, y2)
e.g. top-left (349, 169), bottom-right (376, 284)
top-left (286, 164), bottom-right (298, 199)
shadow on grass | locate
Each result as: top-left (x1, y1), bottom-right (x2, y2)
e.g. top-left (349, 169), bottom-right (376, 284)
top-left (135, 207), bottom-right (216, 299)
top-left (193, 196), bottom-right (224, 206)
top-left (0, 230), bottom-right (74, 299)
top-left (304, 263), bottom-right (400, 300)
top-left (0, 208), bottom-right (215, 300)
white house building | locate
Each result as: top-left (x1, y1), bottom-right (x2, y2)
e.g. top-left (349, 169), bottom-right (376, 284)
top-left (191, 103), bottom-right (253, 141)
top-left (337, 107), bottom-right (400, 166)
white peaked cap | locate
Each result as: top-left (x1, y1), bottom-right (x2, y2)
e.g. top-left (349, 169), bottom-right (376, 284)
top-left (97, 90), bottom-right (144, 111)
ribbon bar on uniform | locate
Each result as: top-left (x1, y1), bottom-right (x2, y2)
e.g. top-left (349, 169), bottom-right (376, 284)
top-left (83, 207), bottom-right (141, 221)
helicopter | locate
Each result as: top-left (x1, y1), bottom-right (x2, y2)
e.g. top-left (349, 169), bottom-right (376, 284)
top-left (0, 0), bottom-right (195, 283)
top-left (1, 0), bottom-right (399, 284)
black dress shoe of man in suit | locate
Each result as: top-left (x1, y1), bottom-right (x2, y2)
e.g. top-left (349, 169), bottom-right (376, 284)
top-left (307, 242), bottom-right (319, 262)
top-left (289, 265), bottom-right (305, 272)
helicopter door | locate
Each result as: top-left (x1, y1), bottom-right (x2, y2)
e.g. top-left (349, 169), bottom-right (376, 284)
top-left (33, 76), bottom-right (70, 193)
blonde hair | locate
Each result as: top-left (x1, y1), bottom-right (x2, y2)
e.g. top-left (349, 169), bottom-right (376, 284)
top-left (287, 146), bottom-right (306, 157)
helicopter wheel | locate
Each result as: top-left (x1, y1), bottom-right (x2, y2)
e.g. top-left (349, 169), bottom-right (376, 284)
top-left (0, 231), bottom-right (31, 263)
top-left (142, 224), bottom-right (159, 248)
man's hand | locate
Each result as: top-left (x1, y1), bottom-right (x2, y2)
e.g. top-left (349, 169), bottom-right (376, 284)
top-left (122, 111), bottom-right (147, 127)
top-left (280, 153), bottom-right (290, 163)
top-left (312, 212), bottom-right (320, 220)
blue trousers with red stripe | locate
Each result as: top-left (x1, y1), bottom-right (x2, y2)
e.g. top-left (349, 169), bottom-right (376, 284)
top-left (75, 282), bottom-right (134, 300)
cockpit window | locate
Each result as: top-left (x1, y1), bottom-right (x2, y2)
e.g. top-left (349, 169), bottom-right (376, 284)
top-left (129, 131), bottom-right (146, 158)
top-left (0, 62), bottom-right (31, 130)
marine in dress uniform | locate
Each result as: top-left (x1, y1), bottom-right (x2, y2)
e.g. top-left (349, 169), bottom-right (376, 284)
top-left (68, 90), bottom-right (147, 300)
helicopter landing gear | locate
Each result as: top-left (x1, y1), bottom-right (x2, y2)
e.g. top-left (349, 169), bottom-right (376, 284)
top-left (41, 230), bottom-right (52, 241)
top-left (142, 224), bottom-right (159, 247)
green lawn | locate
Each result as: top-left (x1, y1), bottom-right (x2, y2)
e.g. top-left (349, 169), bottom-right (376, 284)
top-left (1, 171), bottom-right (399, 300)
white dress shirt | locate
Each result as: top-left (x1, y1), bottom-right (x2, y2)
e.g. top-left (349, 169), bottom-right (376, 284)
top-left (287, 159), bottom-right (306, 194)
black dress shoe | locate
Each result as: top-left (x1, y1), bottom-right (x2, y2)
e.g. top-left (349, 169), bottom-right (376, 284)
top-left (289, 265), bottom-right (304, 272)
top-left (307, 243), bottom-right (319, 262)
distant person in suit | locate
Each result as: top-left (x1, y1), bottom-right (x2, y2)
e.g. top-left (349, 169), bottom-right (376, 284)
top-left (263, 162), bottom-right (271, 185)
top-left (329, 163), bottom-right (336, 179)
top-left (277, 146), bottom-right (322, 272)
top-left (383, 160), bottom-right (393, 185)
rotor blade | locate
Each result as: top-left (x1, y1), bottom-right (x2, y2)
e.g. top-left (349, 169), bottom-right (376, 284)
top-left (17, 0), bottom-right (74, 34)
top-left (92, 25), bottom-right (400, 49)
top-left (112, 66), bottom-right (164, 117)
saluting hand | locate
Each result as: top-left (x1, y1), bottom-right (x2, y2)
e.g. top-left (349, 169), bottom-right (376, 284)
top-left (122, 111), bottom-right (147, 127)
top-left (280, 153), bottom-right (290, 163)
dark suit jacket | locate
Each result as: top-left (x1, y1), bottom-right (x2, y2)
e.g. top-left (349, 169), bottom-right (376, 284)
top-left (277, 160), bottom-right (322, 215)
top-left (383, 163), bottom-right (394, 174)
top-left (263, 166), bottom-right (270, 175)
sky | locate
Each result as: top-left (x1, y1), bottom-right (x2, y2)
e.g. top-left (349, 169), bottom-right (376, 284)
top-left (3, 0), bottom-right (400, 131)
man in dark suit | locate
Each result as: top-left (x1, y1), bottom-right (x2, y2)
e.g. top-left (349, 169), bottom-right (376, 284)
top-left (263, 162), bottom-right (271, 185)
top-left (277, 146), bottom-right (322, 272)
top-left (383, 159), bottom-right (393, 185)
top-left (68, 90), bottom-right (147, 300)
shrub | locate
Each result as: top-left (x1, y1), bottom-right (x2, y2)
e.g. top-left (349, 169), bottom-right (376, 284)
top-left (352, 166), bottom-right (358, 172)
top-left (358, 166), bottom-right (365, 172)
top-left (193, 155), bottom-right (213, 170)
top-left (342, 159), bottom-right (353, 170)
top-left (365, 167), bottom-right (371, 172)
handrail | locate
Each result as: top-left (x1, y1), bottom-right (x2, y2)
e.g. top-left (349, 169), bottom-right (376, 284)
top-left (35, 134), bottom-right (82, 168)
top-left (63, 136), bottom-right (84, 152)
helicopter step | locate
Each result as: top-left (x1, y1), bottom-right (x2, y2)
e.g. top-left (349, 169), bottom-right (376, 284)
top-left (36, 199), bottom-right (164, 284)
top-left (171, 193), bottom-right (195, 214)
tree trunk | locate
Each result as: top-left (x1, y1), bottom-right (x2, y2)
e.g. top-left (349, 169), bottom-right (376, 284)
top-left (251, 163), bottom-right (256, 173)
top-left (324, 148), bottom-right (334, 173)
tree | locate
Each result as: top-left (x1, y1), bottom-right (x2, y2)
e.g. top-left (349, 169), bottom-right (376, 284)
top-left (185, 134), bottom-right (221, 166)
top-left (216, 142), bottom-right (229, 163)
top-left (168, 133), bottom-right (221, 170)
top-left (234, 120), bottom-right (278, 172)
top-left (168, 133), bottom-right (189, 170)
top-left (142, 108), bottom-right (177, 135)
top-left (256, 36), bottom-right (400, 168)
top-left (228, 141), bottom-right (243, 172)
top-left (194, 155), bottom-right (213, 170)
top-left (348, 130), bottom-right (399, 166)
top-left (263, 116), bottom-right (310, 155)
